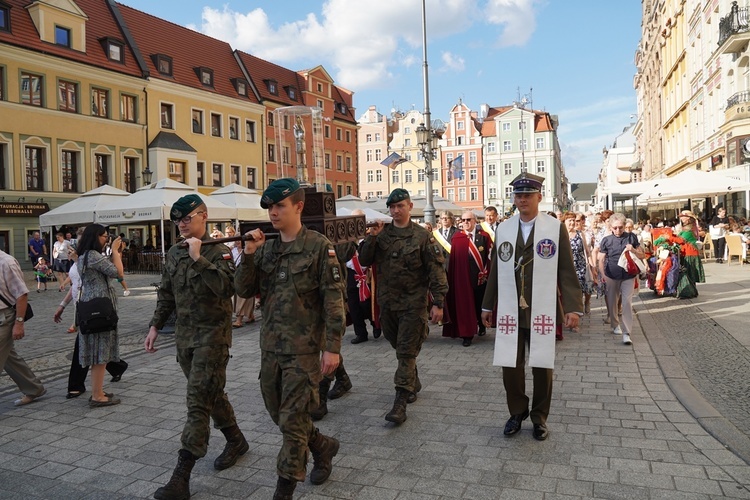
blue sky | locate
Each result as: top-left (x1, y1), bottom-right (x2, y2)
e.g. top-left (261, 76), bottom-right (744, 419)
top-left (120, 0), bottom-right (641, 183)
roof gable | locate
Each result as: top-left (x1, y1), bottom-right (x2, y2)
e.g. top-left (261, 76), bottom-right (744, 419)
top-left (29, 0), bottom-right (87, 18)
top-left (235, 50), bottom-right (306, 107)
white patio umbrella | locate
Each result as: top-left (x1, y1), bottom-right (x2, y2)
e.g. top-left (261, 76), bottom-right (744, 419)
top-left (336, 206), bottom-right (392, 222)
top-left (636, 170), bottom-right (750, 204)
top-left (39, 184), bottom-right (130, 227)
top-left (209, 183), bottom-right (267, 222)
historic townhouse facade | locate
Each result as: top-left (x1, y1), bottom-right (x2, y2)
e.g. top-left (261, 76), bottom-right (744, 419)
top-left (388, 109), bottom-right (442, 199)
top-left (440, 101), bottom-right (484, 211)
top-left (357, 105), bottom-right (392, 199)
top-left (0, 0), bottom-right (146, 261)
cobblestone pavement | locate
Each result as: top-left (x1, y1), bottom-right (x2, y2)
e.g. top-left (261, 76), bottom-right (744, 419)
top-left (1, 270), bottom-right (749, 499)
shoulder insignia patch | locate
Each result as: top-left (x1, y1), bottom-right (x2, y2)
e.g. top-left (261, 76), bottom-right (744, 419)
top-left (222, 253), bottom-right (232, 260)
top-left (328, 248), bottom-right (336, 258)
top-left (332, 266), bottom-right (341, 281)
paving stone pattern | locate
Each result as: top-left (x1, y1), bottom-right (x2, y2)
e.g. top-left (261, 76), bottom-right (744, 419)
top-left (1, 272), bottom-right (749, 499)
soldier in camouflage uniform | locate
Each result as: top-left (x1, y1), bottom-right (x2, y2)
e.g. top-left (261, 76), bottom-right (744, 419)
top-left (145, 194), bottom-right (249, 500)
top-left (358, 188), bottom-right (448, 424)
top-left (235, 178), bottom-right (346, 500)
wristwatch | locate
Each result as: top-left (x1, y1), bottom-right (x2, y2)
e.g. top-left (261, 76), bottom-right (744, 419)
top-left (15, 317), bottom-right (24, 323)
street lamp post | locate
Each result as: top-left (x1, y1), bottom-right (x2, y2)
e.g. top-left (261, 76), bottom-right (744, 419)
top-left (419, 0), bottom-right (436, 225)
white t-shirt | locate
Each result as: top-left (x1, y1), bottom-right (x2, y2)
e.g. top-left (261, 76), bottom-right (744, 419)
top-left (53, 239), bottom-right (72, 261)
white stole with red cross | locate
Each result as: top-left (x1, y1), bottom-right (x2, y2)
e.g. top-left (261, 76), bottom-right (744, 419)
top-left (493, 213), bottom-right (559, 369)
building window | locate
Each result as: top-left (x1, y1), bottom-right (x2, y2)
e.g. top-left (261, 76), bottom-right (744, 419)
top-left (376, 170), bottom-right (382, 182)
top-left (366, 134), bottom-right (372, 142)
top-left (124, 157), bottom-right (137, 193)
top-left (536, 137), bottom-right (545, 149)
top-left (520, 161), bottom-right (527, 171)
top-left (392, 170), bottom-right (399, 184)
top-left (375, 149), bottom-right (382, 161)
top-left (192, 109), bottom-right (204, 134)
top-left (267, 111), bottom-right (274, 127)
top-left (21, 73), bottom-right (43, 107)
top-left (470, 187), bottom-right (478, 200)
top-left (286, 86), bottom-right (296, 100)
top-left (212, 164), bottom-right (222, 187)
top-left (211, 113), bottom-right (222, 137)
top-left (197, 161), bottom-right (205, 186)
top-left (336, 128), bottom-right (342, 141)
top-left (487, 142), bottom-right (496, 153)
top-left (95, 154), bottom-right (109, 187)
top-left (536, 160), bottom-right (546, 173)
top-left (337, 184), bottom-right (343, 198)
top-left (404, 127), bottom-right (411, 134)
top-left (121, 94), bottom-right (136, 122)
top-left (346, 157), bottom-right (352, 172)
top-left (324, 153), bottom-right (330, 169)
top-left (346, 185), bottom-right (352, 195)
top-left (161, 103), bottom-right (173, 129)
top-left (107, 41), bottom-right (123, 62)
top-left (336, 155), bottom-right (342, 171)
top-left (404, 138), bottom-right (411, 147)
top-left (282, 146), bottom-right (290, 164)
top-left (447, 188), bottom-right (454, 201)
top-left (446, 153), bottom-right (453, 163)
top-left (199, 68), bottom-right (213, 87)
top-left (469, 151), bottom-right (477, 165)
top-left (283, 114), bottom-right (289, 130)
top-left (457, 136), bottom-right (463, 145)
top-left (61, 150), bottom-right (78, 193)
top-left (231, 165), bottom-right (240, 184)
top-left (459, 188), bottom-right (466, 201)
top-left (503, 140), bottom-right (511, 151)
top-left (470, 169), bottom-right (477, 181)
top-left (246, 120), bottom-right (256, 142)
top-left (339, 103), bottom-right (348, 114)
top-left (154, 54), bottom-right (173, 76)
top-left (317, 83), bottom-right (323, 92)
top-left (367, 170), bottom-right (373, 182)
top-left (324, 125), bottom-right (330, 138)
top-left (55, 26), bottom-right (71, 47)
top-left (366, 150), bottom-right (373, 162)
top-left (502, 122), bottom-right (510, 131)
top-left (0, 5), bottom-right (10, 32)
top-left (246, 167), bottom-right (256, 189)
top-left (267, 144), bottom-right (275, 162)
top-left (405, 152), bottom-right (412, 161)
top-left (229, 117), bottom-right (239, 140)
top-left (504, 162), bottom-right (512, 175)
top-left (488, 163), bottom-right (496, 176)
top-left (317, 99), bottom-right (323, 109)
top-left (168, 161), bottom-right (185, 182)
top-left (457, 121), bottom-right (464, 130)
top-left (418, 169), bottom-right (425, 182)
top-left (489, 187), bottom-right (497, 199)
top-left (25, 147), bottom-right (44, 191)
top-left (234, 79), bottom-right (247, 96)
top-left (505, 186), bottom-right (513, 198)
top-left (404, 170), bottom-right (412, 183)
top-left (266, 79), bottom-right (277, 95)
top-left (346, 130), bottom-right (351, 142)
top-left (58, 80), bottom-right (77, 112)
top-left (91, 88), bottom-right (108, 118)
top-left (0, 66), bottom-right (4, 101)
top-left (519, 139), bottom-right (528, 150)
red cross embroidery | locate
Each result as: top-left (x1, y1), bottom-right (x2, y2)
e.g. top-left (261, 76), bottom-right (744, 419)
top-left (496, 315), bottom-right (517, 335)
top-left (532, 314), bottom-right (555, 335)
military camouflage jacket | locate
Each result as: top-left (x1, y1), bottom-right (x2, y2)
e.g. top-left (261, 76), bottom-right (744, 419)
top-left (149, 233), bottom-right (235, 348)
top-left (235, 226), bottom-right (346, 355)
top-left (358, 222), bottom-right (448, 311)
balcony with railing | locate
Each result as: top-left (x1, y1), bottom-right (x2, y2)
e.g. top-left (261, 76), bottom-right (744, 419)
top-left (718, 1), bottom-right (750, 54)
top-left (725, 90), bottom-right (750, 124)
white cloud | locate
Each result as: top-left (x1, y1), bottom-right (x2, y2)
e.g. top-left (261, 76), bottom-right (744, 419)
top-left (440, 51), bottom-right (466, 72)
top-left (485, 0), bottom-right (538, 47)
top-left (197, 0), bottom-right (476, 90)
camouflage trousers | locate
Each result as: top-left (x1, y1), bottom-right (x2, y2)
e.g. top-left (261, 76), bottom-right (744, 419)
top-left (176, 345), bottom-right (237, 458)
top-left (379, 307), bottom-right (428, 393)
top-left (260, 351), bottom-right (322, 482)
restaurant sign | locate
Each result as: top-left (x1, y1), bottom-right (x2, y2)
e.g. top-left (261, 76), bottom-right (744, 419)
top-left (0, 202), bottom-right (50, 217)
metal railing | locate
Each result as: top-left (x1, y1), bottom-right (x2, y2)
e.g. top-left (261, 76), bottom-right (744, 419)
top-left (718, 1), bottom-right (750, 47)
top-left (726, 90), bottom-right (750, 110)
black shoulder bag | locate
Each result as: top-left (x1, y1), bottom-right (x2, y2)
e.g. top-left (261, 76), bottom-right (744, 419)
top-left (75, 251), bottom-right (118, 335)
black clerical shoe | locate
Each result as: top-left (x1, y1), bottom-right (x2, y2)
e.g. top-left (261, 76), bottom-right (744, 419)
top-left (373, 328), bottom-right (382, 339)
top-left (462, 337), bottom-right (472, 347)
top-left (351, 336), bottom-right (368, 344)
top-left (503, 409), bottom-right (529, 436)
top-left (533, 423), bottom-right (549, 441)
top-left (477, 326), bottom-right (486, 336)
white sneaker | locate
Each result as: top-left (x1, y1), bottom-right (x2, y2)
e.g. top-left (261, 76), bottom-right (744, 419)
top-left (622, 333), bottom-right (632, 345)
top-left (613, 326), bottom-right (622, 335)
top-left (123, 290), bottom-right (131, 297)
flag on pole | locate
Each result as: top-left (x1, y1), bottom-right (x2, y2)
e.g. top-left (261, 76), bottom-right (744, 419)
top-left (452, 154), bottom-right (464, 180)
top-left (381, 152), bottom-right (406, 168)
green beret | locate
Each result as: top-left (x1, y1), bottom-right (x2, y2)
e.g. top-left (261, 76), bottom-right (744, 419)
top-left (170, 194), bottom-right (204, 221)
top-left (386, 188), bottom-right (410, 207)
top-left (261, 178), bottom-right (301, 209)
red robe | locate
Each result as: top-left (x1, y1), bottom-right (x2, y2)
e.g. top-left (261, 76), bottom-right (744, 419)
top-left (442, 231), bottom-right (487, 339)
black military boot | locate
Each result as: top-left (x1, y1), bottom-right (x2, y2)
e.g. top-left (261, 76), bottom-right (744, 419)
top-left (273, 476), bottom-right (297, 500)
top-left (213, 424), bottom-right (250, 470)
top-left (311, 378), bottom-right (331, 421)
top-left (407, 376), bottom-right (422, 404)
top-left (154, 449), bottom-right (195, 500)
top-left (308, 429), bottom-right (340, 485)
top-left (385, 388), bottom-right (409, 424)
top-left (327, 373), bottom-right (352, 400)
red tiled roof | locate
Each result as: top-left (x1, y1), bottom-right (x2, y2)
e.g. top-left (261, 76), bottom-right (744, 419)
top-left (116, 2), bottom-right (259, 103)
top-left (534, 112), bottom-right (554, 132)
top-left (330, 85), bottom-right (356, 123)
top-left (235, 50), bottom-right (305, 107)
top-left (0, 0), bottom-right (142, 77)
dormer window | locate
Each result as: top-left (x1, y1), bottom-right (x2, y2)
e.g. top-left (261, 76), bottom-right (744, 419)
top-left (99, 37), bottom-right (124, 63)
top-left (265, 79), bottom-right (278, 95)
top-left (338, 102), bottom-right (348, 114)
top-left (231, 78), bottom-right (247, 96)
top-left (55, 25), bottom-right (71, 47)
top-left (285, 86), bottom-right (297, 100)
top-left (153, 54), bottom-right (173, 76)
top-left (196, 67), bottom-right (213, 87)
top-left (0, 4), bottom-right (10, 32)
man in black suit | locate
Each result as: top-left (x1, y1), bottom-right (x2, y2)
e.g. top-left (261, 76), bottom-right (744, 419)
top-left (437, 211), bottom-right (457, 242)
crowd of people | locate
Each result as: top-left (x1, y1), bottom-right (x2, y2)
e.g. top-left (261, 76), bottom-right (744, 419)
top-left (2, 176), bottom-right (727, 500)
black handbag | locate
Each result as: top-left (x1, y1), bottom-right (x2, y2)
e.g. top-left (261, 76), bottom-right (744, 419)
top-left (0, 294), bottom-right (33, 321)
top-left (76, 252), bottom-right (118, 335)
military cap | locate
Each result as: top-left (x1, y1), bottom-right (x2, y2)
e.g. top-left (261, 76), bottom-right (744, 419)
top-left (510, 172), bottom-right (545, 194)
top-left (260, 177), bottom-right (301, 209)
top-left (386, 188), bottom-right (410, 207)
top-left (170, 194), bottom-right (204, 221)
